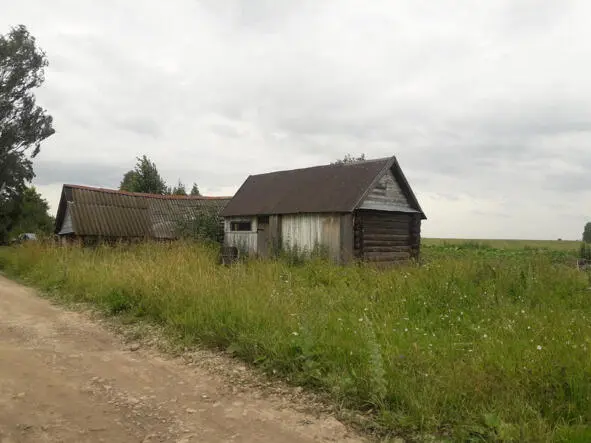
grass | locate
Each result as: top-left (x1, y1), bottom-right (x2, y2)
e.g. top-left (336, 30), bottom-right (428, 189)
top-left (1, 239), bottom-right (590, 441)
top-left (423, 238), bottom-right (581, 252)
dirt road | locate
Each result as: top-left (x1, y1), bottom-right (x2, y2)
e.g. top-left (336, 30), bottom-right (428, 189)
top-left (0, 276), bottom-right (364, 443)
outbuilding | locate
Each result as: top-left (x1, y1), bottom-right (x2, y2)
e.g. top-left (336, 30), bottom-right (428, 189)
top-left (55, 184), bottom-right (231, 243)
top-left (220, 156), bottom-right (426, 264)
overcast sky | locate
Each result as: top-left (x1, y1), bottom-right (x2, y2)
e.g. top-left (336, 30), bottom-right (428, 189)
top-left (3, 1), bottom-right (591, 239)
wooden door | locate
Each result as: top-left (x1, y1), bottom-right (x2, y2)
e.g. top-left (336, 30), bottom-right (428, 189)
top-left (257, 216), bottom-right (270, 258)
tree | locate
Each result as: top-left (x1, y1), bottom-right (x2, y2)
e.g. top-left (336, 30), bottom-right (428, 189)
top-left (119, 155), bottom-right (167, 194)
top-left (332, 153), bottom-right (366, 164)
top-left (9, 186), bottom-right (53, 236)
top-left (583, 222), bottom-right (591, 243)
top-left (189, 183), bottom-right (200, 196)
top-left (0, 25), bottom-right (54, 243)
top-left (170, 180), bottom-right (187, 196)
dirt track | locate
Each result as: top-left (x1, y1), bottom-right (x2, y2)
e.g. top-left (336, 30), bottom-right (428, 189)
top-left (0, 276), bottom-right (364, 443)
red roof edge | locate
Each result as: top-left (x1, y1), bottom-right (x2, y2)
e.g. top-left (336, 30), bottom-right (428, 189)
top-left (63, 184), bottom-right (232, 201)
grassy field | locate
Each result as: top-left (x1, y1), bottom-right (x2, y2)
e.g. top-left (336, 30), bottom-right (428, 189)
top-left (0, 239), bottom-right (590, 442)
top-left (422, 238), bottom-right (582, 252)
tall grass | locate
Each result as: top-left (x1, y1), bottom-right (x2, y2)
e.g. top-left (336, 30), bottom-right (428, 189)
top-left (1, 241), bottom-right (590, 441)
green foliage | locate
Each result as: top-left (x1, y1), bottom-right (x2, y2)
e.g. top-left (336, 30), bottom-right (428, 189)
top-left (169, 180), bottom-right (187, 196)
top-left (119, 155), bottom-right (167, 194)
top-left (189, 183), bottom-right (200, 196)
top-left (332, 153), bottom-right (366, 164)
top-left (583, 222), bottom-right (591, 243)
top-left (175, 207), bottom-right (223, 244)
top-left (0, 240), bottom-right (589, 441)
top-left (8, 186), bottom-right (54, 237)
top-left (579, 243), bottom-right (591, 261)
top-left (0, 25), bottom-right (55, 243)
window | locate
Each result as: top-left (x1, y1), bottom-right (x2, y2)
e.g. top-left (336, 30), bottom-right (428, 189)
top-left (230, 221), bottom-right (252, 232)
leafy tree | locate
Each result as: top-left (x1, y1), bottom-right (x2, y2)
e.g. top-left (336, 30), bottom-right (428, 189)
top-left (332, 153), bottom-right (366, 164)
top-left (176, 206), bottom-right (223, 244)
top-left (189, 183), bottom-right (200, 196)
top-left (583, 222), bottom-right (591, 243)
top-left (119, 155), bottom-right (167, 194)
top-left (170, 180), bottom-right (187, 196)
top-left (9, 186), bottom-right (53, 236)
top-left (0, 25), bottom-right (54, 243)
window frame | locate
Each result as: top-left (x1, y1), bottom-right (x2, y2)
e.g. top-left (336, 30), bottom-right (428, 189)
top-left (230, 220), bottom-right (252, 232)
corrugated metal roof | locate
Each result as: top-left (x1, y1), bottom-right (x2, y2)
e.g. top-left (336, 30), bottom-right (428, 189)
top-left (55, 185), bottom-right (231, 238)
top-left (221, 156), bottom-right (426, 218)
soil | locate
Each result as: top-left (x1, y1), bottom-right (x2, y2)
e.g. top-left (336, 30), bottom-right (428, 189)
top-left (0, 275), bottom-right (366, 443)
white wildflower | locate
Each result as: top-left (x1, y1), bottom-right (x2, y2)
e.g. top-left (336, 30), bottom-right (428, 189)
top-left (291, 331), bottom-right (299, 336)
top-left (537, 345), bottom-right (542, 350)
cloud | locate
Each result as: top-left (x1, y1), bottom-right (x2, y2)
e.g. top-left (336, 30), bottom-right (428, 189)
top-left (3, 0), bottom-right (591, 238)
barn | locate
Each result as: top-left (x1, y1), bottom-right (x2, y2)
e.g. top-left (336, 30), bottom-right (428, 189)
top-left (220, 156), bottom-right (426, 264)
top-left (54, 184), bottom-right (231, 243)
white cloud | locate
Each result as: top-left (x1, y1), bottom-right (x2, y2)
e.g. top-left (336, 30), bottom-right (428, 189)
top-left (3, 0), bottom-right (591, 239)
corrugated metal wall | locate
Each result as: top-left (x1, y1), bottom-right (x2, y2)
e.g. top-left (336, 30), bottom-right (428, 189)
top-left (224, 217), bottom-right (258, 254)
top-left (281, 214), bottom-right (341, 261)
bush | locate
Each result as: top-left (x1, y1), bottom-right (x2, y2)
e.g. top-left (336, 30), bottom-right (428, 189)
top-left (176, 208), bottom-right (223, 244)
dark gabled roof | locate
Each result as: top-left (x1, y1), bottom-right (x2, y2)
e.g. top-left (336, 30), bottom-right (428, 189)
top-left (221, 156), bottom-right (426, 218)
top-left (54, 184), bottom-right (232, 238)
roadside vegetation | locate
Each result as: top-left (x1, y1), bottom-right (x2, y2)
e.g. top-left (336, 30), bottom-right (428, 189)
top-left (1, 240), bottom-right (590, 442)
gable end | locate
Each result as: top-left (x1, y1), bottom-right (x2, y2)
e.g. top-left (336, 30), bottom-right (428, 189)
top-left (359, 169), bottom-right (416, 212)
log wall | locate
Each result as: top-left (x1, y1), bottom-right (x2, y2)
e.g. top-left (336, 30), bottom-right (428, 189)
top-left (353, 210), bottom-right (421, 264)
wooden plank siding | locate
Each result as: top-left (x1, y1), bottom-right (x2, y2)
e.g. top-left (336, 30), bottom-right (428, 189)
top-left (224, 216), bottom-right (258, 255)
top-left (359, 169), bottom-right (413, 212)
top-left (281, 214), bottom-right (341, 262)
top-left (354, 210), bottom-right (420, 264)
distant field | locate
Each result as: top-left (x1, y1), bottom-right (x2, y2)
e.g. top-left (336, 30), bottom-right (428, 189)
top-left (423, 237), bottom-right (582, 252)
top-left (1, 240), bottom-right (590, 441)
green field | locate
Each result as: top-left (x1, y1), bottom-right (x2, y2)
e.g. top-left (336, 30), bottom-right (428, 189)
top-left (422, 238), bottom-right (582, 252)
top-left (0, 239), bottom-right (590, 442)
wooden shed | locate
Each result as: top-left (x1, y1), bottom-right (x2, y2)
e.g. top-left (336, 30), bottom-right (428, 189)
top-left (54, 184), bottom-right (231, 243)
top-left (220, 156), bottom-right (426, 264)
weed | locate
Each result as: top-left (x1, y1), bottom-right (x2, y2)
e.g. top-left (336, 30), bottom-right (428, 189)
top-left (0, 239), bottom-right (588, 441)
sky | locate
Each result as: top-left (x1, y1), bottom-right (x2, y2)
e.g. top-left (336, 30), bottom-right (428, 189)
top-left (2, 0), bottom-right (591, 240)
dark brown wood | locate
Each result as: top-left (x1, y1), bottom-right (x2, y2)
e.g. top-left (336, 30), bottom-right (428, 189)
top-left (364, 252), bottom-right (410, 261)
top-left (362, 239), bottom-right (410, 247)
top-left (363, 246), bottom-right (410, 253)
top-left (363, 231), bottom-right (409, 238)
top-left (409, 213), bottom-right (421, 260)
top-left (269, 215), bottom-right (282, 256)
top-left (340, 214), bottom-right (354, 263)
top-left (354, 209), bottom-right (421, 265)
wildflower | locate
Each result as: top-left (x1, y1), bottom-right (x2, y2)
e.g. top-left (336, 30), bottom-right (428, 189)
top-left (358, 318), bottom-right (363, 322)
top-left (483, 334), bottom-right (488, 339)
top-left (404, 328), bottom-right (408, 332)
top-left (537, 345), bottom-right (542, 350)
top-left (291, 331), bottom-right (299, 336)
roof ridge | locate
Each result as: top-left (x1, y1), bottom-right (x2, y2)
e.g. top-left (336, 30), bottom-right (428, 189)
top-left (63, 184), bottom-right (231, 200)
top-left (247, 156), bottom-right (394, 178)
